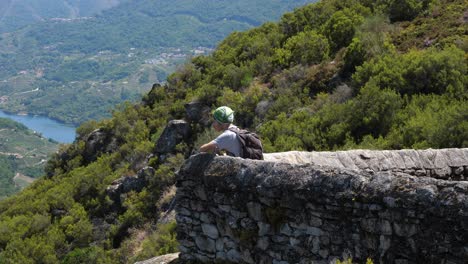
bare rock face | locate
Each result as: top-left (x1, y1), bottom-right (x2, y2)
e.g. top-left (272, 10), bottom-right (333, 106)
top-left (155, 120), bottom-right (191, 154)
top-left (185, 101), bottom-right (211, 126)
top-left (176, 149), bottom-right (468, 264)
top-left (83, 129), bottom-right (119, 163)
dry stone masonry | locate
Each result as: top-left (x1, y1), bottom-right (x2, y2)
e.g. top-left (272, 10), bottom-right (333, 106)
top-left (175, 149), bottom-right (468, 263)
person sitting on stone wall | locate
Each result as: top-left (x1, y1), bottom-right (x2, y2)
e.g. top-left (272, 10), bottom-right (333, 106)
top-left (199, 106), bottom-right (242, 157)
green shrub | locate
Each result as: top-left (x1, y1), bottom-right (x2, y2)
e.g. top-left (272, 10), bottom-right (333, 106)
top-left (62, 246), bottom-right (110, 264)
top-left (353, 46), bottom-right (467, 98)
top-left (387, 95), bottom-right (468, 148)
top-left (321, 9), bottom-right (364, 52)
top-left (381, 0), bottom-right (433, 22)
top-left (131, 221), bottom-right (179, 262)
top-left (275, 30), bottom-right (330, 66)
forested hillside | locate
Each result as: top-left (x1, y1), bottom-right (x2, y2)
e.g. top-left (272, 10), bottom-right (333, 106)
top-left (0, 0), bottom-right (123, 33)
top-left (0, 0), bottom-right (466, 263)
top-left (0, 118), bottom-right (58, 199)
top-left (0, 0), bottom-right (311, 125)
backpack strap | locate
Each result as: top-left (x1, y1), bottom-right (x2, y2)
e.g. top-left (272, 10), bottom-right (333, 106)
top-left (228, 127), bottom-right (244, 157)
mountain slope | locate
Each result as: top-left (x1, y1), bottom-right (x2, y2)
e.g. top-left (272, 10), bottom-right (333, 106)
top-left (0, 0), bottom-right (466, 262)
top-left (0, 118), bottom-right (58, 199)
top-left (0, 0), bottom-right (312, 125)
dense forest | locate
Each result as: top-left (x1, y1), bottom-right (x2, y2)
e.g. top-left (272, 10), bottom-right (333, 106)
top-left (0, 118), bottom-right (58, 199)
top-left (0, 0), bottom-right (310, 125)
top-left (0, 0), bottom-right (466, 262)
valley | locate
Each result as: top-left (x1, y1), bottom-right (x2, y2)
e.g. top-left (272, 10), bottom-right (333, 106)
top-left (0, 0), bottom-right (312, 125)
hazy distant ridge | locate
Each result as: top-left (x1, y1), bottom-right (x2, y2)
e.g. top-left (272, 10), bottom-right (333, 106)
top-left (0, 0), bottom-right (123, 33)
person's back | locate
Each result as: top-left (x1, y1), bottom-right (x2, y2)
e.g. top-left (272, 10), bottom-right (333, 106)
top-left (212, 124), bottom-right (242, 157)
top-left (199, 106), bottom-right (242, 157)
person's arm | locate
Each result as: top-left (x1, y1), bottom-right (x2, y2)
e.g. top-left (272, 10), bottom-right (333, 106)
top-left (199, 141), bottom-right (218, 153)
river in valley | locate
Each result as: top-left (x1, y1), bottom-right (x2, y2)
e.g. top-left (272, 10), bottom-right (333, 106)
top-left (0, 110), bottom-right (76, 143)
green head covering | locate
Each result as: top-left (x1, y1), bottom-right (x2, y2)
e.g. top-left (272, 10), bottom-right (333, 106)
top-left (213, 106), bottom-right (234, 124)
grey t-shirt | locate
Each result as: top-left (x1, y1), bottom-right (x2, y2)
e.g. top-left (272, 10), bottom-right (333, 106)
top-left (212, 124), bottom-right (242, 157)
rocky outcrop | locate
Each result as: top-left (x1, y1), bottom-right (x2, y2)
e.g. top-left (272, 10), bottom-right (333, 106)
top-left (185, 101), bottom-right (211, 126)
top-left (155, 120), bottom-right (191, 154)
top-left (107, 166), bottom-right (155, 206)
top-left (83, 128), bottom-right (119, 163)
top-left (176, 149), bottom-right (468, 264)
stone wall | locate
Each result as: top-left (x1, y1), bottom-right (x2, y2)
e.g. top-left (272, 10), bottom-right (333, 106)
top-left (175, 149), bottom-right (468, 263)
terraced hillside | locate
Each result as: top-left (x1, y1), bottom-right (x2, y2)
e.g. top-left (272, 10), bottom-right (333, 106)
top-left (0, 118), bottom-right (58, 199)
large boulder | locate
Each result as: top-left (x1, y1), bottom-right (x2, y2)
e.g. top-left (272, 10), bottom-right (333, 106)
top-left (155, 120), bottom-right (191, 154)
top-left (185, 101), bottom-right (211, 126)
top-left (83, 129), bottom-right (119, 163)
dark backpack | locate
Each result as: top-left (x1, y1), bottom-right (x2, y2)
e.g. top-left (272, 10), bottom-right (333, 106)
top-left (229, 128), bottom-right (264, 160)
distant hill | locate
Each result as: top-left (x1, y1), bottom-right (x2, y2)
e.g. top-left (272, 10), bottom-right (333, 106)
top-left (0, 118), bottom-right (58, 199)
top-left (0, 0), bottom-right (312, 125)
top-left (0, 0), bottom-right (124, 33)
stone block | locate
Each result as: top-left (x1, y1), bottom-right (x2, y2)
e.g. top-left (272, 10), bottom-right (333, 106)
top-left (219, 204), bottom-right (231, 213)
top-left (280, 223), bottom-right (292, 236)
top-left (242, 249), bottom-right (255, 264)
top-left (216, 251), bottom-right (227, 260)
top-left (195, 236), bottom-right (216, 253)
top-left (310, 236), bottom-right (320, 254)
top-left (227, 249), bottom-right (241, 262)
top-left (194, 253), bottom-right (211, 263)
top-left (319, 249), bottom-right (329, 258)
top-left (247, 202), bottom-right (263, 221)
top-left (231, 209), bottom-right (247, 219)
top-left (194, 186), bottom-right (207, 200)
top-left (378, 235), bottom-right (391, 255)
top-left (200, 212), bottom-right (213, 223)
top-left (309, 216), bottom-right (323, 227)
top-left (289, 237), bottom-right (301, 247)
top-left (179, 239), bottom-right (195, 248)
top-left (272, 235), bottom-right (289, 243)
top-left (393, 223), bottom-right (417, 237)
top-left (257, 237), bottom-right (270, 250)
top-left (215, 238), bottom-right (224, 251)
top-left (178, 207), bottom-right (191, 216)
top-left (379, 220), bottom-right (392, 235)
top-left (179, 245), bottom-right (190, 253)
top-left (320, 235), bottom-right (330, 246)
top-left (306, 226), bottom-right (323, 236)
top-left (258, 222), bottom-right (271, 236)
top-left (201, 223), bottom-right (219, 239)
top-left (176, 214), bottom-right (193, 224)
top-left (224, 237), bottom-right (237, 249)
top-left (240, 217), bottom-right (257, 230)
